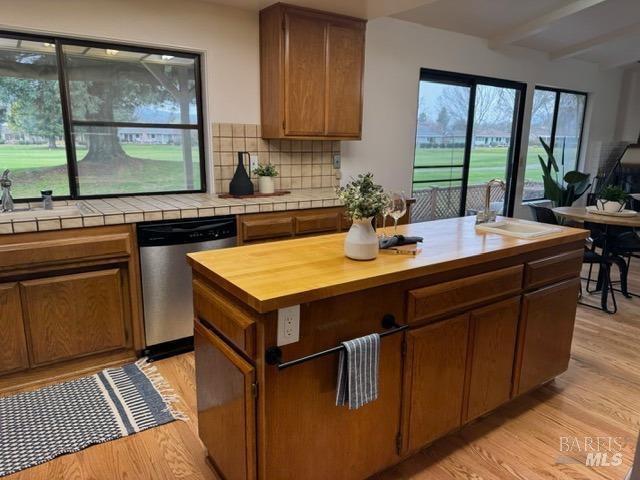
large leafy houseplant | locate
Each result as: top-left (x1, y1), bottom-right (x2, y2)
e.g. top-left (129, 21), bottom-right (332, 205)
top-left (538, 137), bottom-right (591, 207)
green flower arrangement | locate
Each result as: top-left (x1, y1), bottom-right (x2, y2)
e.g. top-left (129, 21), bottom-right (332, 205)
top-left (336, 173), bottom-right (389, 220)
top-left (253, 163), bottom-right (278, 177)
top-left (599, 185), bottom-right (628, 203)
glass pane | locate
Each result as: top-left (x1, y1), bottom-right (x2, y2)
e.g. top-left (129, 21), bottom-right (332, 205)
top-left (413, 80), bottom-right (470, 220)
top-left (73, 126), bottom-right (200, 195)
top-left (63, 45), bottom-right (197, 124)
top-left (554, 92), bottom-right (585, 173)
top-left (466, 85), bottom-right (517, 215)
top-left (0, 38), bottom-right (69, 199)
top-left (523, 89), bottom-right (556, 201)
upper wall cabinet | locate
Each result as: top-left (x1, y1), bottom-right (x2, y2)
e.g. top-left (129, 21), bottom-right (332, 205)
top-left (260, 3), bottom-right (366, 140)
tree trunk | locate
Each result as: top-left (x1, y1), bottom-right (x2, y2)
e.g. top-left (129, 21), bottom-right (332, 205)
top-left (48, 136), bottom-right (57, 149)
top-left (80, 82), bottom-right (130, 166)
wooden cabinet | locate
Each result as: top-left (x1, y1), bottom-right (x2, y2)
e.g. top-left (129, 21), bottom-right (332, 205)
top-left (0, 225), bottom-right (143, 390)
top-left (464, 297), bottom-right (520, 422)
top-left (195, 319), bottom-right (256, 480)
top-left (260, 3), bottom-right (366, 140)
top-left (21, 269), bottom-right (128, 366)
top-left (401, 314), bottom-right (470, 453)
top-left (514, 278), bottom-right (580, 396)
top-left (0, 283), bottom-right (29, 375)
top-left (238, 207), bottom-right (345, 244)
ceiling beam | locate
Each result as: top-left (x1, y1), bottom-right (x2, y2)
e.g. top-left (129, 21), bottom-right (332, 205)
top-left (488, 0), bottom-right (608, 48)
top-left (602, 54), bottom-right (640, 70)
top-left (366, 0), bottom-right (439, 19)
top-left (550, 22), bottom-right (640, 60)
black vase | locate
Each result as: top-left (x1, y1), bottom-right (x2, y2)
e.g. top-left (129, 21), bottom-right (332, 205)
top-left (229, 151), bottom-right (254, 196)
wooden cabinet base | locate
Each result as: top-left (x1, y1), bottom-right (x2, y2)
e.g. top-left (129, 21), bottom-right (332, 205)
top-left (0, 225), bottom-right (143, 388)
top-left (190, 224), bottom-right (585, 480)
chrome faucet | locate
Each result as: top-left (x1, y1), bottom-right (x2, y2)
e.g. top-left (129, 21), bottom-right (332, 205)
top-left (476, 178), bottom-right (505, 224)
top-left (0, 169), bottom-right (14, 212)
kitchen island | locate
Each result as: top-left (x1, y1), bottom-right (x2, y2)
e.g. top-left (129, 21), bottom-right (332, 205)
top-left (187, 216), bottom-right (588, 480)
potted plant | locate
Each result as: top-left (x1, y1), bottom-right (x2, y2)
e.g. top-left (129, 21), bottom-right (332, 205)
top-left (253, 163), bottom-right (278, 194)
top-left (597, 185), bottom-right (628, 213)
top-left (538, 137), bottom-right (591, 207)
top-left (336, 173), bottom-right (389, 261)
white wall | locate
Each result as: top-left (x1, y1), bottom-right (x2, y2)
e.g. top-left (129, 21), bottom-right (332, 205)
top-left (341, 17), bottom-right (625, 218)
top-left (0, 0), bottom-right (261, 125)
top-left (615, 67), bottom-right (640, 143)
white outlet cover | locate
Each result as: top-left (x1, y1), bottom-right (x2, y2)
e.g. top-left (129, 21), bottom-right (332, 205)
top-left (277, 305), bottom-right (300, 346)
top-left (250, 155), bottom-right (259, 173)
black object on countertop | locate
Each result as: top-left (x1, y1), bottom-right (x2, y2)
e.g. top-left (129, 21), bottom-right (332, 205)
top-left (379, 234), bottom-right (423, 249)
top-left (229, 151), bottom-right (254, 196)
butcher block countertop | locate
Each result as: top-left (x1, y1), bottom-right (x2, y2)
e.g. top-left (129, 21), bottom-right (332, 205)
top-left (187, 216), bottom-right (588, 313)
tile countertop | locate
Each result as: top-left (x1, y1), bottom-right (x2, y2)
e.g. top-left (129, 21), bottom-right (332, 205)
top-left (0, 189), bottom-right (342, 235)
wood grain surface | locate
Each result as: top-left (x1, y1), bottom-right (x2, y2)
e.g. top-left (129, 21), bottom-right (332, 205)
top-left (6, 265), bottom-right (637, 479)
top-left (188, 216), bottom-right (588, 312)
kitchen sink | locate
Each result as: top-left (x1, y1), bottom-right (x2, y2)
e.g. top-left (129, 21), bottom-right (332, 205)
top-left (475, 219), bottom-right (561, 239)
top-left (2, 204), bottom-right (89, 220)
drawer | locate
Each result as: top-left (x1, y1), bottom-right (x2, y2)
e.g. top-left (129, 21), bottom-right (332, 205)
top-left (524, 249), bottom-right (583, 289)
top-left (193, 279), bottom-right (256, 357)
top-left (0, 232), bottom-right (132, 272)
top-left (241, 216), bottom-right (294, 242)
top-left (407, 265), bottom-right (523, 325)
top-left (295, 211), bottom-right (340, 235)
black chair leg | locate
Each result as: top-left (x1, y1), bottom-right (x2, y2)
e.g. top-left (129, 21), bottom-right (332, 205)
top-left (600, 263), bottom-right (617, 314)
top-left (610, 255), bottom-right (631, 298)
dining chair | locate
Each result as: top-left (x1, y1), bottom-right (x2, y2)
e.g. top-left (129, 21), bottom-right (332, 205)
top-left (528, 205), bottom-right (620, 313)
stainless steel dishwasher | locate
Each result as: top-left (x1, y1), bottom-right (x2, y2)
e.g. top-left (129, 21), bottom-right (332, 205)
top-left (137, 215), bottom-right (237, 360)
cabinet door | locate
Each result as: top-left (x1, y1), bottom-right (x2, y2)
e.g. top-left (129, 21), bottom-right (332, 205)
top-left (283, 11), bottom-right (326, 136)
top-left (0, 283), bottom-right (29, 375)
top-left (515, 278), bottom-right (580, 395)
top-left (195, 319), bottom-right (256, 480)
top-left (401, 314), bottom-right (469, 453)
top-left (21, 269), bottom-right (128, 366)
top-left (465, 297), bottom-right (520, 422)
top-left (325, 22), bottom-right (365, 137)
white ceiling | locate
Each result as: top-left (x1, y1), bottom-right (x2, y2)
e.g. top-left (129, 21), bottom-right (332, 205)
top-left (206, 0), bottom-right (639, 69)
top-left (392, 0), bottom-right (640, 69)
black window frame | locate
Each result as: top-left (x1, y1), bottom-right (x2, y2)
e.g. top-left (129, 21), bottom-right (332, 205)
top-left (0, 30), bottom-right (207, 202)
top-left (524, 85), bottom-right (588, 202)
top-left (413, 68), bottom-right (527, 217)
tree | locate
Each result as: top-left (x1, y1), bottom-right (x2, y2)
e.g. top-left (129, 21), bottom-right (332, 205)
top-left (436, 106), bottom-right (450, 135)
top-left (0, 78), bottom-right (63, 148)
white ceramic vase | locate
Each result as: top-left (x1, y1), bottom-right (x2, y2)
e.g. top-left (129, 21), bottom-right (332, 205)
top-left (344, 217), bottom-right (378, 261)
top-left (596, 198), bottom-right (624, 213)
top-left (258, 176), bottom-right (275, 194)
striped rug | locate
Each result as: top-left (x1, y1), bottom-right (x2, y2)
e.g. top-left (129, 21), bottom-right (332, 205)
top-left (0, 359), bottom-right (185, 477)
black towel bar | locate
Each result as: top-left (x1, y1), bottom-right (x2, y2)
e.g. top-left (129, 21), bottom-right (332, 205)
top-left (265, 314), bottom-right (408, 370)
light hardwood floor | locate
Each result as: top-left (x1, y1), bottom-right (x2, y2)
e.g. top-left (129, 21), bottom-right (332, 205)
top-left (7, 266), bottom-right (640, 479)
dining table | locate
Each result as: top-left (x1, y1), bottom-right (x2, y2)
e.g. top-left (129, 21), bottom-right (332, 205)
top-left (553, 206), bottom-right (640, 312)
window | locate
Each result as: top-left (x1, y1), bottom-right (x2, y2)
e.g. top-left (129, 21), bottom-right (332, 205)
top-left (412, 69), bottom-right (526, 222)
top-left (523, 87), bottom-right (587, 201)
top-left (0, 32), bottom-right (205, 200)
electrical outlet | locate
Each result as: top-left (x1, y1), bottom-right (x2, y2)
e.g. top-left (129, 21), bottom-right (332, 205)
top-left (250, 154), bottom-right (259, 174)
top-left (332, 154), bottom-right (341, 169)
top-left (277, 305), bottom-right (300, 346)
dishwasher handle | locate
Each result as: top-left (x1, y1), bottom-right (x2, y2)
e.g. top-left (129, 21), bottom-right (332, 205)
top-left (137, 216), bottom-right (237, 247)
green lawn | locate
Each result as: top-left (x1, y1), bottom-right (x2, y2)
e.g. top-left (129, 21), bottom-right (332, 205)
top-left (0, 144), bottom-right (200, 199)
top-left (413, 146), bottom-right (546, 190)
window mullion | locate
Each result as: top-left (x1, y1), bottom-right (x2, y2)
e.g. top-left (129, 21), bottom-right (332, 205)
top-left (54, 40), bottom-right (79, 199)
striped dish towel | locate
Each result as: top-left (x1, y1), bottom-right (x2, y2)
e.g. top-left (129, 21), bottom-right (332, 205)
top-left (336, 333), bottom-right (380, 410)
